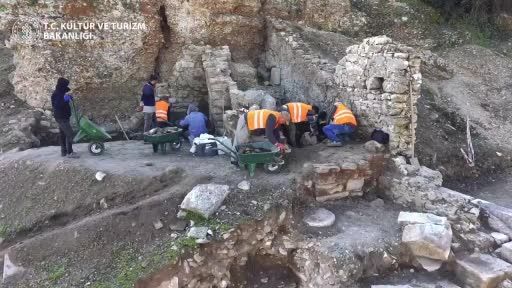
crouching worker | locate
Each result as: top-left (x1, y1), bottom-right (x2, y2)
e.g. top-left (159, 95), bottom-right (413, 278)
top-left (179, 104), bottom-right (208, 143)
top-left (282, 102), bottom-right (318, 148)
top-left (323, 102), bottom-right (357, 147)
top-left (234, 109), bottom-right (290, 152)
top-left (155, 96), bottom-right (172, 128)
top-left (51, 77), bottom-right (79, 158)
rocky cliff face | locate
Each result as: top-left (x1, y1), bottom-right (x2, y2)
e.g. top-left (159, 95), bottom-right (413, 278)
top-left (2, 1), bottom-right (163, 122)
top-left (0, 0), bottom-right (357, 122)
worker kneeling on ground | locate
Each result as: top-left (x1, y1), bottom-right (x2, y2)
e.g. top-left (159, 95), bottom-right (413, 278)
top-left (234, 109), bottom-right (290, 152)
top-left (282, 102), bottom-right (318, 148)
top-left (323, 102), bottom-right (357, 147)
top-left (179, 104), bottom-right (208, 144)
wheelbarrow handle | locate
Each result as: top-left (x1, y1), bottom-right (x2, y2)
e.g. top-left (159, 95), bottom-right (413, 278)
top-left (208, 138), bottom-right (239, 161)
top-left (70, 100), bottom-right (82, 125)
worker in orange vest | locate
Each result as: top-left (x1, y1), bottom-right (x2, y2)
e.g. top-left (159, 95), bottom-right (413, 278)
top-left (155, 96), bottom-right (172, 128)
top-left (234, 109), bottom-right (291, 151)
top-left (282, 102), bottom-right (318, 147)
top-left (323, 102), bottom-right (357, 147)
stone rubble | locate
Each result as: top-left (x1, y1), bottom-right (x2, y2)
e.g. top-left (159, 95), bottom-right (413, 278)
top-left (473, 200), bottom-right (512, 239)
top-left (179, 184), bottom-right (231, 218)
top-left (381, 158), bottom-right (480, 236)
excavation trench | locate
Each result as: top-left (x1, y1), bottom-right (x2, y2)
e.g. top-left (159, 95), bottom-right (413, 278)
top-left (136, 197), bottom-right (404, 288)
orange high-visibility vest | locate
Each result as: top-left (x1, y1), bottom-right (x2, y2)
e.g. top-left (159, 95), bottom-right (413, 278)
top-left (285, 102), bottom-right (312, 123)
top-left (333, 104), bottom-right (357, 126)
top-left (155, 101), bottom-right (170, 122)
top-left (247, 110), bottom-right (281, 131)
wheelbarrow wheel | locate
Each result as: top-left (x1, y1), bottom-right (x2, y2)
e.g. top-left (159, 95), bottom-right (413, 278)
top-left (170, 140), bottom-right (182, 151)
top-left (88, 142), bottom-right (105, 156)
top-left (264, 162), bottom-right (284, 174)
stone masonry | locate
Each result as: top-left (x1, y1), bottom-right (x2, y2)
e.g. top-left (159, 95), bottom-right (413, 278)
top-left (157, 45), bottom-right (209, 113)
top-left (202, 46), bottom-right (237, 134)
top-left (379, 156), bottom-right (485, 252)
top-left (298, 153), bottom-right (387, 201)
top-left (335, 36), bottom-right (422, 157)
top-left (265, 20), bottom-right (340, 108)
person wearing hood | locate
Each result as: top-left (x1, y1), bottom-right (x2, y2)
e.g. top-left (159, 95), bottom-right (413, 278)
top-left (140, 74), bottom-right (158, 133)
top-left (51, 77), bottom-right (79, 158)
top-left (179, 104), bottom-right (208, 143)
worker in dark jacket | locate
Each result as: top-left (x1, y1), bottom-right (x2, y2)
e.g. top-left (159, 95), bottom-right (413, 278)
top-left (140, 74), bottom-right (158, 133)
top-left (51, 77), bottom-right (79, 158)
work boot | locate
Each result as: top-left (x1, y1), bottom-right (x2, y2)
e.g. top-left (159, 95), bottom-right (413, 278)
top-left (67, 152), bottom-right (80, 159)
top-left (61, 151), bottom-right (67, 157)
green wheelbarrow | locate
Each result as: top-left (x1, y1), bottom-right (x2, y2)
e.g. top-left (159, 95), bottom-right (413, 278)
top-left (144, 128), bottom-right (183, 154)
top-left (212, 140), bottom-right (285, 177)
top-left (71, 101), bottom-right (112, 156)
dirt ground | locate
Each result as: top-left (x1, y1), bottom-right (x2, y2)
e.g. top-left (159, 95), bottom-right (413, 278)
top-left (0, 140), bottom-right (384, 287)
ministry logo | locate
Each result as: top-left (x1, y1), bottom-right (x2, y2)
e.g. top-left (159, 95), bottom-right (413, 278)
top-left (11, 18), bottom-right (42, 45)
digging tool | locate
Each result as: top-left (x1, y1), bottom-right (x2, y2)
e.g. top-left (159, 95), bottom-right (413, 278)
top-left (115, 114), bottom-right (130, 141)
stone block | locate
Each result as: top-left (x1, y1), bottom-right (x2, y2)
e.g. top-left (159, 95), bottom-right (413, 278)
top-left (496, 242), bottom-right (512, 263)
top-left (313, 163), bottom-right (340, 174)
top-left (180, 184), bottom-right (230, 218)
top-left (315, 182), bottom-right (345, 196)
top-left (492, 232), bottom-right (510, 245)
top-left (383, 80), bottom-right (408, 94)
top-left (402, 223), bottom-right (452, 261)
top-left (416, 256), bottom-right (443, 272)
top-left (346, 178), bottom-right (364, 192)
top-left (187, 227), bottom-right (209, 239)
top-left (316, 192), bottom-right (350, 202)
top-left (341, 162), bottom-right (357, 170)
top-left (456, 254), bottom-right (512, 288)
top-left (398, 212), bottom-right (448, 227)
top-left (271, 67), bottom-right (281, 85)
top-left (303, 208), bottom-right (336, 228)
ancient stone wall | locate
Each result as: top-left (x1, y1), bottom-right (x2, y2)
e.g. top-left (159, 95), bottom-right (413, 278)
top-left (379, 156), bottom-right (480, 235)
top-left (297, 152), bottom-right (387, 202)
top-left (157, 45), bottom-right (208, 113)
top-left (265, 20), bottom-right (339, 108)
top-left (335, 36), bottom-right (422, 157)
top-left (202, 46), bottom-right (237, 134)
